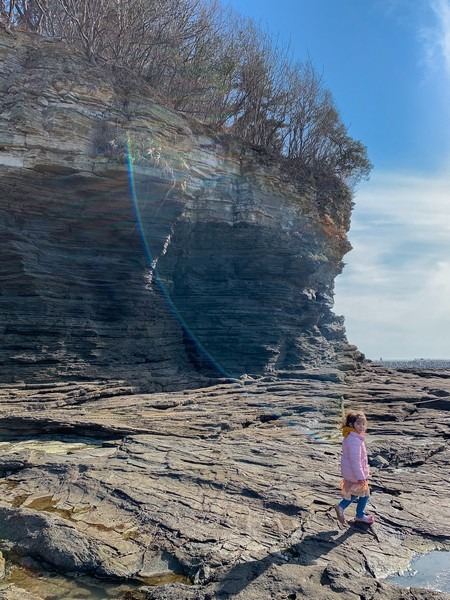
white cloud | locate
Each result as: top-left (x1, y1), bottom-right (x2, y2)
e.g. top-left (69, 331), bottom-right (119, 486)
top-left (419, 0), bottom-right (450, 76)
top-left (430, 0), bottom-right (450, 74)
top-left (331, 2), bottom-right (450, 359)
top-left (334, 170), bottom-right (450, 359)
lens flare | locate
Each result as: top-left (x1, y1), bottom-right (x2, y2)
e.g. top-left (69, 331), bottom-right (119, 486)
top-left (126, 141), bottom-right (340, 445)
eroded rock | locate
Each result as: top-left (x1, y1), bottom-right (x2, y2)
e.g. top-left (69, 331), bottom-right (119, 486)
top-left (0, 366), bottom-right (448, 599)
top-left (0, 29), bottom-right (360, 389)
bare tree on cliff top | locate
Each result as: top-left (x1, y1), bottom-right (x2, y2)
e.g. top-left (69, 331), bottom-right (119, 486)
top-left (5, 0), bottom-right (372, 187)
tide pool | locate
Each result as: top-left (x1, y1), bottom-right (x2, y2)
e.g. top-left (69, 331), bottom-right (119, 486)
top-left (386, 550), bottom-right (450, 593)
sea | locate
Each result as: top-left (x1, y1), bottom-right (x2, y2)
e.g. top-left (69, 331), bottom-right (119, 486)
top-left (371, 358), bottom-right (450, 369)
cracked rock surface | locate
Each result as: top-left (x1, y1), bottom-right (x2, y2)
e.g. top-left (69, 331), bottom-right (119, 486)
top-left (0, 364), bottom-right (449, 599)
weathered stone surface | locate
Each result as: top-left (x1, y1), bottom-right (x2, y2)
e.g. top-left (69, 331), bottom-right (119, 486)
top-left (0, 587), bottom-right (42, 600)
top-left (0, 29), bottom-right (360, 388)
top-left (0, 365), bottom-right (449, 599)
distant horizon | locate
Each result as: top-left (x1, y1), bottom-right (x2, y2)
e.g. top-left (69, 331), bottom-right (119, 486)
top-left (368, 357), bottom-right (450, 362)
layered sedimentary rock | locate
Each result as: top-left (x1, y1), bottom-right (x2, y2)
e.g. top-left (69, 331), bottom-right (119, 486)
top-left (0, 30), bottom-right (360, 387)
top-left (0, 367), bottom-right (449, 599)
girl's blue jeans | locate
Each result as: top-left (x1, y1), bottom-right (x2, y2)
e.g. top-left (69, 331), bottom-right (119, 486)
top-left (339, 495), bottom-right (369, 518)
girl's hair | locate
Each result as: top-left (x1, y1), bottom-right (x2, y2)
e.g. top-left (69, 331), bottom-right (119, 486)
top-left (341, 411), bottom-right (367, 429)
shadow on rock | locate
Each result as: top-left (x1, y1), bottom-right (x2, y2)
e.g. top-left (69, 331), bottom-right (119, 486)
top-left (216, 526), bottom-right (367, 597)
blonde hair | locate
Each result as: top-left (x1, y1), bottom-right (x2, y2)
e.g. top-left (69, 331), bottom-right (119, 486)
top-left (341, 411), bottom-right (367, 429)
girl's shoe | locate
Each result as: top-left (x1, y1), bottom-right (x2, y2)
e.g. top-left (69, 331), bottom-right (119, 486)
top-left (355, 514), bottom-right (374, 524)
top-left (334, 504), bottom-right (347, 525)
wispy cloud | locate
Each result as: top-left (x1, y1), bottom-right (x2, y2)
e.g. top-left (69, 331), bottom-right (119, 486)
top-left (380, 0), bottom-right (450, 81)
top-left (431, 0), bottom-right (450, 73)
top-left (420, 0), bottom-right (450, 76)
top-left (334, 170), bottom-right (450, 359)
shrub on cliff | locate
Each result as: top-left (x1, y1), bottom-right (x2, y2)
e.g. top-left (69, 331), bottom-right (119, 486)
top-left (2, 0), bottom-right (372, 188)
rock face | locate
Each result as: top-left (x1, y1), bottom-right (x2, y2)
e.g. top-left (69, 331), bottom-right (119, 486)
top-left (0, 30), bottom-right (360, 388)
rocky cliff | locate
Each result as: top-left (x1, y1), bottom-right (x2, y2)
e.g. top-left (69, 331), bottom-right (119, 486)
top-left (0, 30), bottom-right (361, 388)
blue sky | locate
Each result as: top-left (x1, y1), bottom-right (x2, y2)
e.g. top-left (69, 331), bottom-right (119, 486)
top-left (226, 0), bottom-right (450, 359)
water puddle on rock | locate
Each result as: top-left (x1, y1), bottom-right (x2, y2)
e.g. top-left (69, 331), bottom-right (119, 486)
top-left (386, 550), bottom-right (450, 593)
top-left (3, 561), bottom-right (191, 599)
top-left (6, 564), bottom-right (140, 599)
top-left (0, 435), bottom-right (104, 455)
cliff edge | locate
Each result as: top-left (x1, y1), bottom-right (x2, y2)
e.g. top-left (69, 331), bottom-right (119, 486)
top-left (0, 30), bottom-right (362, 388)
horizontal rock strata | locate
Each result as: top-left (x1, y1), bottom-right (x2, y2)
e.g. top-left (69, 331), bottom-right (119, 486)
top-left (0, 30), bottom-right (360, 388)
top-left (0, 365), bottom-right (449, 599)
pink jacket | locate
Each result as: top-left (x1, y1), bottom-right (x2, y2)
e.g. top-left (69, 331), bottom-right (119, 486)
top-left (341, 431), bottom-right (370, 482)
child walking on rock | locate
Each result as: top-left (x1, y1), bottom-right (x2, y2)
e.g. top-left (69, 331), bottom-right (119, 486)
top-left (334, 411), bottom-right (374, 525)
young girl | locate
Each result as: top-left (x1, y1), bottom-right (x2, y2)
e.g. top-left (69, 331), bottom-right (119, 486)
top-left (334, 411), bottom-right (374, 525)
